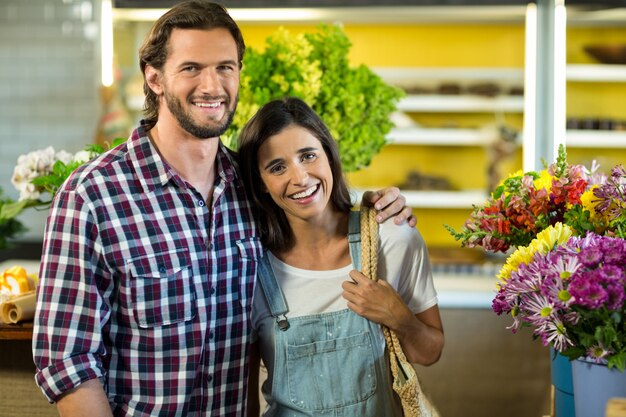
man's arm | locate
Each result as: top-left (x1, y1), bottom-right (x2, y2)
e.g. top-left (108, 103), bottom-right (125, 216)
top-left (361, 186), bottom-right (417, 227)
top-left (56, 379), bottom-right (113, 417)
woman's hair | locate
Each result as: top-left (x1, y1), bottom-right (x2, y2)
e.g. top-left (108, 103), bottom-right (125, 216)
top-left (238, 97), bottom-right (353, 252)
top-left (138, 1), bottom-right (245, 130)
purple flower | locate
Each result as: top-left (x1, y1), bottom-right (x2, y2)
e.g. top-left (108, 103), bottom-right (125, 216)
top-left (600, 238), bottom-right (626, 265)
top-left (569, 271), bottom-right (608, 309)
top-left (578, 245), bottom-right (603, 267)
top-left (492, 291), bottom-right (510, 316)
top-left (586, 344), bottom-right (612, 364)
top-left (598, 265), bottom-right (625, 284)
top-left (605, 283), bottom-right (625, 311)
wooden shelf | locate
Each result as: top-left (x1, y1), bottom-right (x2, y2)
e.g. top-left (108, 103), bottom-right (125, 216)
top-left (0, 322), bottom-right (33, 340)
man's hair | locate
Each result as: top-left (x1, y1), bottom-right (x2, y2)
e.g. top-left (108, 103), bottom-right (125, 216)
top-left (237, 97), bottom-right (353, 252)
top-left (138, 1), bottom-right (245, 130)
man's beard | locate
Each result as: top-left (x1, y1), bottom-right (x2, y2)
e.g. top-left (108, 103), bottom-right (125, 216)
top-left (165, 92), bottom-right (238, 139)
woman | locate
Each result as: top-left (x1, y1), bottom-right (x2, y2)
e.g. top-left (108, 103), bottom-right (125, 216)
top-left (238, 97), bottom-right (444, 417)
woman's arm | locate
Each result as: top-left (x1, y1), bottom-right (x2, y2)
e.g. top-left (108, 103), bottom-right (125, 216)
top-left (247, 341), bottom-right (261, 417)
top-left (342, 271), bottom-right (444, 365)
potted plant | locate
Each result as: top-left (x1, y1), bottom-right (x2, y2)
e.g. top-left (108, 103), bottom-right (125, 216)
top-left (492, 221), bottom-right (626, 416)
top-left (223, 24), bottom-right (404, 173)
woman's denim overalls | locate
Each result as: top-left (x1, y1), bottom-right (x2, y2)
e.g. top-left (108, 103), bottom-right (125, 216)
top-left (256, 211), bottom-right (402, 417)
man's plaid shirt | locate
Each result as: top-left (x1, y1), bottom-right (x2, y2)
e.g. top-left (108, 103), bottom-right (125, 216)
top-left (33, 124), bottom-right (262, 416)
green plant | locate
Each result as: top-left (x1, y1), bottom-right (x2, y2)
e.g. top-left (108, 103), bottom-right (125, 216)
top-left (224, 24), bottom-right (404, 172)
top-left (0, 188), bottom-right (27, 250)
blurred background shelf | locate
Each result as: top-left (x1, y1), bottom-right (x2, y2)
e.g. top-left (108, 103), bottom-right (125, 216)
top-left (397, 95), bottom-right (524, 113)
top-left (373, 66), bottom-right (524, 87)
top-left (567, 64), bottom-right (626, 82)
top-left (566, 130), bottom-right (626, 148)
top-left (353, 189), bottom-right (487, 209)
top-left (387, 127), bottom-right (500, 145)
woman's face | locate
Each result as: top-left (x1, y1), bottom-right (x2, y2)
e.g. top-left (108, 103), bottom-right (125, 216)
top-left (257, 125), bottom-right (334, 224)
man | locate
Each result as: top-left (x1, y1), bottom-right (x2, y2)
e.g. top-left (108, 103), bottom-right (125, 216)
top-left (32, 2), bottom-right (415, 416)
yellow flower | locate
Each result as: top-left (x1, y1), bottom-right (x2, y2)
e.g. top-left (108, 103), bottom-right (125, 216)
top-left (497, 170), bottom-right (523, 189)
top-left (533, 170), bottom-right (553, 193)
top-left (581, 187), bottom-right (600, 219)
top-left (497, 223), bottom-right (573, 281)
top-left (506, 170), bottom-right (524, 180)
top-left (497, 244), bottom-right (537, 281)
top-left (533, 222), bottom-right (572, 254)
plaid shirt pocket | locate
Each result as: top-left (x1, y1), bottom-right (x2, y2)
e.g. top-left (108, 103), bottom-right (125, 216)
top-left (128, 249), bottom-right (197, 328)
top-left (236, 237), bottom-right (263, 312)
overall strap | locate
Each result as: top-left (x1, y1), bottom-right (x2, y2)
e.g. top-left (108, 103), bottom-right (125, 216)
top-left (347, 210), bottom-right (361, 270)
top-left (256, 253), bottom-right (290, 331)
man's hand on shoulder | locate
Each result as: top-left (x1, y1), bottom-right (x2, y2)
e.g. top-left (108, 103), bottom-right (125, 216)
top-left (361, 187), bottom-right (416, 227)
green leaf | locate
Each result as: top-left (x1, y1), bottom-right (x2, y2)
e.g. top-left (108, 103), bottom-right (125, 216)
top-left (0, 200), bottom-right (29, 221)
top-left (608, 352), bottom-right (626, 372)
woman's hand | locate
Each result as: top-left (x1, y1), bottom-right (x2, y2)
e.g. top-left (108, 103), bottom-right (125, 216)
top-left (342, 270), bottom-right (412, 328)
top-left (361, 187), bottom-right (416, 227)
top-left (342, 270), bottom-right (444, 366)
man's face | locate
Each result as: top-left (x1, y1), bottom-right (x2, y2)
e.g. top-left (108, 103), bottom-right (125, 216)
top-left (158, 28), bottom-right (240, 139)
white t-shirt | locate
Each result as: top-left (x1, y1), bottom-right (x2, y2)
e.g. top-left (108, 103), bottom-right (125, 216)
top-left (251, 220), bottom-right (438, 335)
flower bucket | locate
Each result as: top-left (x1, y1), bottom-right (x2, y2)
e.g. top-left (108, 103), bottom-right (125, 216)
top-left (551, 348), bottom-right (575, 417)
top-left (572, 357), bottom-right (626, 417)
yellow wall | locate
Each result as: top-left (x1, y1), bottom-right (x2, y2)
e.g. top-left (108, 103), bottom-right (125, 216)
top-left (566, 26), bottom-right (626, 183)
top-left (239, 23), bottom-right (526, 67)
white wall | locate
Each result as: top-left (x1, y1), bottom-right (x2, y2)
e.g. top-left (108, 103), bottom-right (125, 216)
top-left (0, 0), bottom-right (101, 241)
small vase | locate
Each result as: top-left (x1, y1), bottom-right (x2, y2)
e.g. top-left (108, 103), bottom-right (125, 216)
top-left (550, 347), bottom-right (575, 417)
top-left (572, 357), bottom-right (626, 417)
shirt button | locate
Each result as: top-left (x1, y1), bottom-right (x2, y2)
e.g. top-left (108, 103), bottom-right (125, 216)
top-left (198, 200), bottom-right (205, 207)
top-left (158, 265), bottom-right (166, 273)
top-left (209, 331), bottom-right (214, 339)
top-left (210, 286), bottom-right (216, 295)
top-left (207, 374), bottom-right (213, 382)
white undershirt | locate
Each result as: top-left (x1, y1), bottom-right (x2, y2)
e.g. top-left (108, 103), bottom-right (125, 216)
top-left (251, 220), bottom-right (438, 332)
top-left (267, 252), bottom-right (352, 317)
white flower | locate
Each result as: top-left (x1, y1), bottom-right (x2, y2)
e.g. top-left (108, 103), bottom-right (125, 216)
top-left (18, 183), bottom-right (41, 201)
top-left (56, 150), bottom-right (74, 165)
top-left (10, 146), bottom-right (89, 202)
top-left (73, 150), bottom-right (96, 164)
top-left (11, 148), bottom-right (57, 201)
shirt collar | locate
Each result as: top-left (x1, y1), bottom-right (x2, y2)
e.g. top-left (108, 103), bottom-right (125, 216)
top-left (127, 122), bottom-right (239, 194)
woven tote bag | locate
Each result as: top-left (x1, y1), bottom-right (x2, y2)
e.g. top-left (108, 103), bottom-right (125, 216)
top-left (359, 206), bottom-right (439, 417)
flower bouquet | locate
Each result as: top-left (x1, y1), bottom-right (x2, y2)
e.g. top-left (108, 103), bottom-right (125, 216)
top-left (445, 145), bottom-right (605, 253)
top-left (493, 223), bottom-right (626, 371)
top-left (447, 146), bottom-right (626, 371)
